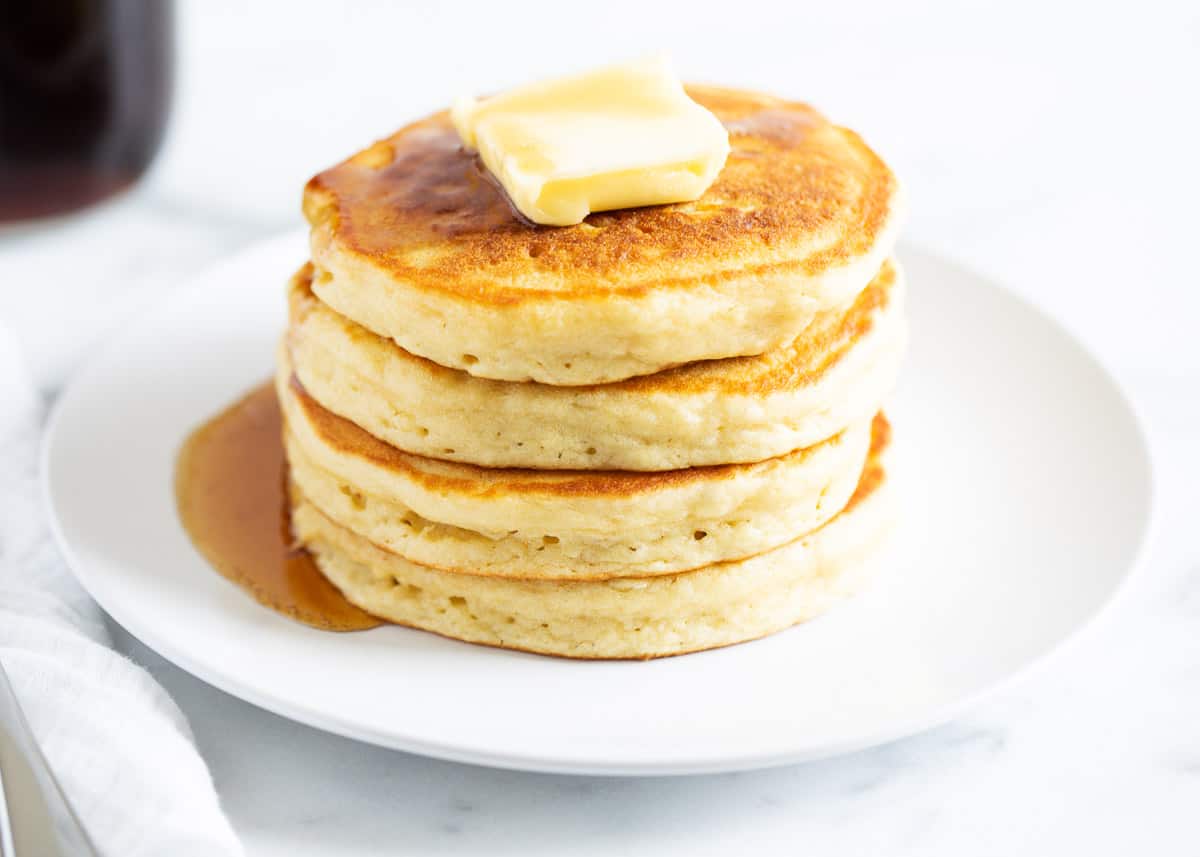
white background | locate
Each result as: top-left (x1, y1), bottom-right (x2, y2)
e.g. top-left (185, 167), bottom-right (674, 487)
top-left (2, 1), bottom-right (1198, 854)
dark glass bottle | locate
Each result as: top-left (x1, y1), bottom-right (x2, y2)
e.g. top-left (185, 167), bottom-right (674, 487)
top-left (0, 0), bottom-right (173, 223)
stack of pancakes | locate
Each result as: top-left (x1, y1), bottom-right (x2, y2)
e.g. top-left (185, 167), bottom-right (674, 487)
top-left (281, 86), bottom-right (906, 658)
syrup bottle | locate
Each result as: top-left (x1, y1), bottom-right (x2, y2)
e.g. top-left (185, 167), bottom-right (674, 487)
top-left (0, 0), bottom-right (173, 222)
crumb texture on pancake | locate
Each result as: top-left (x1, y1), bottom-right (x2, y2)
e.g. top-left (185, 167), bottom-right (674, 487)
top-left (304, 86), bottom-right (904, 383)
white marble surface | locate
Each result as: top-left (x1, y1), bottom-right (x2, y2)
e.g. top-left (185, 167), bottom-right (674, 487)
top-left (3, 1), bottom-right (1198, 853)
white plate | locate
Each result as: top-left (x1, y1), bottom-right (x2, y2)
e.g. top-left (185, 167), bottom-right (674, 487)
top-left (42, 232), bottom-right (1153, 776)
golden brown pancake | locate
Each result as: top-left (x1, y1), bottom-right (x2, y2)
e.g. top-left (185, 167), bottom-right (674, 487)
top-left (304, 86), bottom-right (904, 384)
top-left (278, 351), bottom-right (878, 578)
top-left (289, 414), bottom-right (896, 659)
top-left (287, 259), bottom-right (905, 469)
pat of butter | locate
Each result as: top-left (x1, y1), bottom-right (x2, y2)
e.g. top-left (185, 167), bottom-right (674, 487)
top-left (452, 57), bottom-right (730, 226)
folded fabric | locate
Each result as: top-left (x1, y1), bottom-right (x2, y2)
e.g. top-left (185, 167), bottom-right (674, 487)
top-left (0, 324), bottom-right (242, 857)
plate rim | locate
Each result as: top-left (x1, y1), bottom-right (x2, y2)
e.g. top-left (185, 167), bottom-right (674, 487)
top-left (39, 232), bottom-right (1158, 776)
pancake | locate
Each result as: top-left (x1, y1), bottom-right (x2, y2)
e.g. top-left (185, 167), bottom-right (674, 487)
top-left (290, 416), bottom-right (895, 659)
top-left (288, 259), bottom-right (905, 471)
top-left (277, 351), bottom-right (877, 578)
top-left (303, 85), bottom-right (904, 385)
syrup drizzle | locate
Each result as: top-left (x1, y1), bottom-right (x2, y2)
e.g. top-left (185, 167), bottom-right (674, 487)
top-left (175, 382), bottom-right (382, 631)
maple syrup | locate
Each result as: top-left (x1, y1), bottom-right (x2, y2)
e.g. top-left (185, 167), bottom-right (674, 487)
top-left (174, 382), bottom-right (382, 631)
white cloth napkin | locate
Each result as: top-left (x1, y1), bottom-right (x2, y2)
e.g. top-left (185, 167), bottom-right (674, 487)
top-left (0, 326), bottom-right (243, 857)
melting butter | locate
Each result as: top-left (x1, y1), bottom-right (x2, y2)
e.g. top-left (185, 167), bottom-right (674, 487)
top-left (452, 56), bottom-right (730, 226)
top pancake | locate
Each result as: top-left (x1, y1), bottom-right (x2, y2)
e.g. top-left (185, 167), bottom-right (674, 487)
top-left (304, 85), bottom-right (904, 384)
